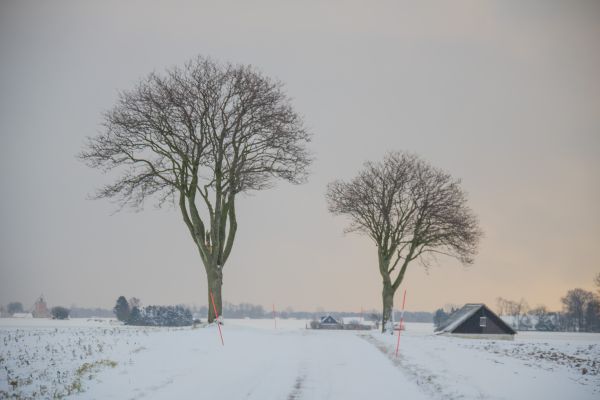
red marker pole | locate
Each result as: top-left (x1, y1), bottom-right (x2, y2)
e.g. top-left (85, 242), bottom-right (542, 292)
top-left (395, 289), bottom-right (407, 357)
top-left (273, 304), bottom-right (277, 329)
top-left (210, 290), bottom-right (224, 346)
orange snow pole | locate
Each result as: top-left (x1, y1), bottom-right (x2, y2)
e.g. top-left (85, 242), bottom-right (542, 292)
top-left (273, 304), bottom-right (277, 329)
top-left (395, 289), bottom-right (407, 357)
top-left (210, 290), bottom-right (224, 346)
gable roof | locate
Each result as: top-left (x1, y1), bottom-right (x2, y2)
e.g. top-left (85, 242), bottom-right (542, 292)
top-left (436, 303), bottom-right (516, 334)
top-left (320, 315), bottom-right (339, 324)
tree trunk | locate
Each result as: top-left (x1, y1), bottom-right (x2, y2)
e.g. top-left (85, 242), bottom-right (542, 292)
top-left (381, 283), bottom-right (395, 333)
top-left (207, 268), bottom-right (223, 323)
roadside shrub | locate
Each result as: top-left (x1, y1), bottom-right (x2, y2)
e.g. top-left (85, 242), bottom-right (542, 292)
top-left (51, 306), bottom-right (70, 320)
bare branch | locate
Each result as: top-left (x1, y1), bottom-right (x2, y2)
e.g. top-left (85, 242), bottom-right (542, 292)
top-left (326, 151), bottom-right (483, 331)
top-left (80, 55), bottom-right (312, 309)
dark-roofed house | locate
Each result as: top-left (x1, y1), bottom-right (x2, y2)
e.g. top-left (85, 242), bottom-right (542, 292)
top-left (320, 315), bottom-right (341, 327)
top-left (310, 315), bottom-right (343, 330)
top-left (435, 303), bottom-right (516, 340)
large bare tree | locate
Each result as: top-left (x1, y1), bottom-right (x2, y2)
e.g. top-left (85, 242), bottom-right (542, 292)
top-left (80, 56), bottom-right (311, 322)
top-left (326, 152), bottom-right (482, 332)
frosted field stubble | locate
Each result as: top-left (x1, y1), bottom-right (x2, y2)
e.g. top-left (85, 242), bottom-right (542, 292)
top-left (1, 319), bottom-right (599, 399)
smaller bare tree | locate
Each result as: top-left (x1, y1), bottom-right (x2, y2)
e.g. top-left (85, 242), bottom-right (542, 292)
top-left (326, 151), bottom-right (482, 332)
top-left (496, 297), bottom-right (508, 316)
top-left (562, 288), bottom-right (595, 331)
top-left (503, 298), bottom-right (529, 330)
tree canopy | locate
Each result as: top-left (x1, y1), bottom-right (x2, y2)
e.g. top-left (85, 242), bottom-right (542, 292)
top-left (81, 56), bottom-right (311, 321)
top-left (327, 151), bottom-right (482, 330)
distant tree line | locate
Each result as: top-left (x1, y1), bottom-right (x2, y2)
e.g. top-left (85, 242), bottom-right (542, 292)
top-left (6, 302), bottom-right (24, 315)
top-left (433, 305), bottom-right (460, 329)
top-left (189, 304), bottom-right (432, 322)
top-left (393, 311), bottom-right (433, 323)
top-left (69, 307), bottom-right (114, 318)
top-left (2, 298), bottom-right (433, 322)
top-left (493, 289), bottom-right (600, 333)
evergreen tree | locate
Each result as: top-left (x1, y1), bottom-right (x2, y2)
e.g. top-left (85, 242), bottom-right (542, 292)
top-left (128, 306), bottom-right (141, 325)
top-left (114, 296), bottom-right (130, 322)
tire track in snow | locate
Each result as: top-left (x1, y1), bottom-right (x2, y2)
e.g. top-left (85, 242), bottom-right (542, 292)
top-left (287, 373), bottom-right (306, 400)
top-left (129, 376), bottom-right (177, 400)
top-left (361, 334), bottom-right (489, 400)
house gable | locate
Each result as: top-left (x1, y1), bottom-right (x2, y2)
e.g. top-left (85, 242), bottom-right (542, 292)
top-left (437, 303), bottom-right (516, 336)
top-left (451, 305), bottom-right (515, 335)
top-left (320, 315), bottom-right (338, 325)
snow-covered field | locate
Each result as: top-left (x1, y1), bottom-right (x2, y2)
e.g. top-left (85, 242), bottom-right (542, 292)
top-left (1, 318), bottom-right (598, 399)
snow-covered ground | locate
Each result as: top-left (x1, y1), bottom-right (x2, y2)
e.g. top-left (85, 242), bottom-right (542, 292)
top-left (372, 323), bottom-right (600, 400)
top-left (1, 318), bottom-right (598, 399)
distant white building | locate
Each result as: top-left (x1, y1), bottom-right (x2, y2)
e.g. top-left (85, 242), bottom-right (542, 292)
top-left (12, 312), bottom-right (33, 318)
top-left (341, 317), bottom-right (375, 328)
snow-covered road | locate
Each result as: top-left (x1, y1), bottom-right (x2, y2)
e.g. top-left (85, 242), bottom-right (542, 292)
top-left (84, 324), bottom-right (428, 400)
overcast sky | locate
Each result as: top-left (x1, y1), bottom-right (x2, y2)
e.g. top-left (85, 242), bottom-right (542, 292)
top-left (1, 0), bottom-right (599, 313)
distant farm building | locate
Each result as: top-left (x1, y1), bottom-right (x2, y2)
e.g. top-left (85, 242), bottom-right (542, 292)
top-left (310, 315), bottom-right (343, 329)
top-left (319, 315), bottom-right (342, 328)
top-left (12, 312), bottom-right (33, 318)
top-left (32, 295), bottom-right (51, 318)
top-left (310, 316), bottom-right (376, 330)
top-left (435, 303), bottom-right (516, 340)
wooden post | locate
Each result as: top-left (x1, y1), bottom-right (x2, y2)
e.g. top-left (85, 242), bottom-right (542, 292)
top-left (210, 290), bottom-right (224, 346)
top-left (395, 289), bottom-right (407, 357)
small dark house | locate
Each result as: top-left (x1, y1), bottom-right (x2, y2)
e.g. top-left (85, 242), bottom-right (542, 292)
top-left (313, 315), bottom-right (342, 329)
top-left (435, 303), bottom-right (516, 340)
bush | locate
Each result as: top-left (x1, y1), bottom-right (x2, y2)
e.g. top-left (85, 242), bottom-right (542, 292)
top-left (127, 305), bottom-right (192, 327)
top-left (51, 306), bottom-right (70, 320)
